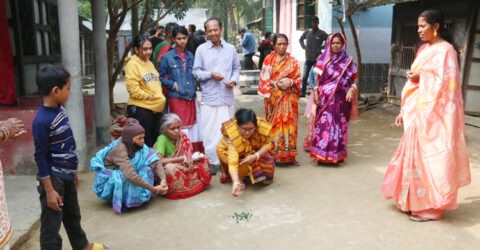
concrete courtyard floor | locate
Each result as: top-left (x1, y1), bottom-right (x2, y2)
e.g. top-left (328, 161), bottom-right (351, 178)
top-left (9, 86), bottom-right (480, 249)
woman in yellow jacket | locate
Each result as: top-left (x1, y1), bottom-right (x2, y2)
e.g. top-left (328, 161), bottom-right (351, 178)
top-left (125, 35), bottom-right (166, 147)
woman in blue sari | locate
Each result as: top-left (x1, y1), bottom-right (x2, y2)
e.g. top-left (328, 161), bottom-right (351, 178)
top-left (308, 32), bottom-right (359, 165)
top-left (90, 118), bottom-right (168, 213)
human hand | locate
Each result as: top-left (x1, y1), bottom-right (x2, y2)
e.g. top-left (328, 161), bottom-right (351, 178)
top-left (394, 113), bottom-right (403, 127)
top-left (46, 190), bottom-right (63, 212)
top-left (2, 118), bottom-right (26, 138)
top-left (406, 71), bottom-right (419, 83)
top-left (231, 182), bottom-right (243, 197)
top-left (313, 87), bottom-right (319, 105)
top-left (156, 180), bottom-right (169, 195)
top-left (277, 78), bottom-right (292, 90)
top-left (239, 154), bottom-right (256, 165)
top-left (225, 81), bottom-right (235, 88)
top-left (211, 72), bottom-right (224, 81)
top-left (346, 88), bottom-right (355, 102)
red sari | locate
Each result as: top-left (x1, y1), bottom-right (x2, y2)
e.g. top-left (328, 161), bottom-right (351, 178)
top-left (258, 51), bottom-right (301, 163)
top-left (160, 133), bottom-right (211, 199)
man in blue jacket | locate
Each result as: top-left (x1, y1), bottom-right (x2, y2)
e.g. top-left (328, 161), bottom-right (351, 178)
top-left (238, 28), bottom-right (256, 70)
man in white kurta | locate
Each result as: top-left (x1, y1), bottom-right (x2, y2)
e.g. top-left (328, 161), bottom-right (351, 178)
top-left (193, 18), bottom-right (241, 175)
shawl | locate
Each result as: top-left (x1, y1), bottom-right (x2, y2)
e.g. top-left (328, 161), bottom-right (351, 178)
top-left (167, 132), bottom-right (194, 162)
top-left (90, 139), bottom-right (159, 213)
top-left (258, 51), bottom-right (302, 98)
top-left (314, 32), bottom-right (359, 120)
top-left (221, 118), bottom-right (272, 155)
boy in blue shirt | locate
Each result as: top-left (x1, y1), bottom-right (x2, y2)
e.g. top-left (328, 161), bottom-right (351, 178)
top-left (32, 65), bottom-right (107, 250)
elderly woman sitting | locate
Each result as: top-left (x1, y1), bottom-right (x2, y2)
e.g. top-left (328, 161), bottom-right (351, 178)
top-left (217, 108), bottom-right (275, 197)
top-left (90, 118), bottom-right (168, 213)
top-left (154, 113), bottom-right (211, 199)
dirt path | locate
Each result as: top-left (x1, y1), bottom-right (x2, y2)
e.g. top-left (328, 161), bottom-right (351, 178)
top-left (15, 92), bottom-right (480, 249)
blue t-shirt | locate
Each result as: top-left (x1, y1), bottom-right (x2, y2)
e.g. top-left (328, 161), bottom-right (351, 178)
top-left (32, 105), bottom-right (79, 180)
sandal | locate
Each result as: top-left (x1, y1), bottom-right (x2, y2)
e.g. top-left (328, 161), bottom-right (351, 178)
top-left (89, 242), bottom-right (110, 250)
top-left (408, 215), bottom-right (432, 222)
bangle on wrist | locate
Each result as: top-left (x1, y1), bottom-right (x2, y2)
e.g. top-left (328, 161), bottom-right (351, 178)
top-left (0, 127), bottom-right (10, 142)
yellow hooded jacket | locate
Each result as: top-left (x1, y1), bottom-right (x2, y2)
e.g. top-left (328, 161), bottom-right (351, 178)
top-left (124, 55), bottom-right (166, 113)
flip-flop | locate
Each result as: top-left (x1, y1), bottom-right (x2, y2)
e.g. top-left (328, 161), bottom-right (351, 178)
top-left (408, 215), bottom-right (432, 222)
top-left (91, 243), bottom-right (110, 250)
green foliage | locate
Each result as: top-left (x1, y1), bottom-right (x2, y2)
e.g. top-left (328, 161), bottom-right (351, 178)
top-left (189, 0), bottom-right (261, 42)
top-left (77, 0), bottom-right (92, 20)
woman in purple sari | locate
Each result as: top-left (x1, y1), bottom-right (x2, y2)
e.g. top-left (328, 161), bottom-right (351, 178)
top-left (309, 32), bottom-right (359, 165)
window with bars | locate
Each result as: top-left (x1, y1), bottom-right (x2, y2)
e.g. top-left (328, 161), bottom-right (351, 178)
top-left (398, 24), bottom-right (418, 70)
top-left (297, 0), bottom-right (316, 30)
top-left (17, 0), bottom-right (60, 57)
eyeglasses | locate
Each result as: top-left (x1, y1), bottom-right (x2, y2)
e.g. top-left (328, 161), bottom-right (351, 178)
top-left (239, 126), bottom-right (256, 133)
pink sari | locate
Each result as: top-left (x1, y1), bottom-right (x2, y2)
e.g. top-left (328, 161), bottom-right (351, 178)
top-left (382, 41), bottom-right (470, 219)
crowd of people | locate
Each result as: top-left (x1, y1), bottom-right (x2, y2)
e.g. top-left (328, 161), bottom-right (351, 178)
top-left (0, 7), bottom-right (472, 250)
top-left (94, 10), bottom-right (471, 222)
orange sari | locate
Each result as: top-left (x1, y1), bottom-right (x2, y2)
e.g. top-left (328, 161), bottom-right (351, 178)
top-left (382, 41), bottom-right (470, 219)
top-left (258, 51), bottom-right (301, 163)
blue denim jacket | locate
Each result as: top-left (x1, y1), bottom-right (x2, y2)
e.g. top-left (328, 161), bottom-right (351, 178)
top-left (158, 49), bottom-right (196, 100)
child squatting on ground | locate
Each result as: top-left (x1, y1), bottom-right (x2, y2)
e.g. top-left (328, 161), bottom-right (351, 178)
top-left (32, 64), bottom-right (108, 250)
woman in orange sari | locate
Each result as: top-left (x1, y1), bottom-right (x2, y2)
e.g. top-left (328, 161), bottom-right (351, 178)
top-left (382, 10), bottom-right (470, 222)
top-left (258, 33), bottom-right (302, 164)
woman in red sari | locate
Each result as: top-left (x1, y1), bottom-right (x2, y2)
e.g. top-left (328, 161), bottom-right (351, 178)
top-left (258, 33), bottom-right (302, 165)
top-left (154, 113), bottom-right (211, 199)
top-left (382, 10), bottom-right (470, 222)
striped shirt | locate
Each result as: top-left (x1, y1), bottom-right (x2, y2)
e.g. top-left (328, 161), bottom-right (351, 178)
top-left (33, 105), bottom-right (78, 180)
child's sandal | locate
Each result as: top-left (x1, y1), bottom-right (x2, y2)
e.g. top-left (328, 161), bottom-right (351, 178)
top-left (91, 242), bottom-right (109, 250)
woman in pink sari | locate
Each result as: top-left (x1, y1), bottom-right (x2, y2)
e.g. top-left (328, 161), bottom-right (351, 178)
top-left (308, 32), bottom-right (359, 165)
top-left (382, 10), bottom-right (470, 222)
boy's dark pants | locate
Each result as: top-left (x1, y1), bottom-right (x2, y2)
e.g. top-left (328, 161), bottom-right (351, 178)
top-left (38, 177), bottom-right (89, 250)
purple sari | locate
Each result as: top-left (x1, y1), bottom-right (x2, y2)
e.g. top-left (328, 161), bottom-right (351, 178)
top-left (309, 33), bottom-right (357, 163)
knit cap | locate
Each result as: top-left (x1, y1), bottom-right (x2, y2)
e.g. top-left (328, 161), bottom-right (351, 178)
top-left (121, 118), bottom-right (145, 144)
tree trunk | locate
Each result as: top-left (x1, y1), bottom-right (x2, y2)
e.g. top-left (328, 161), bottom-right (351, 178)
top-left (335, 17), bottom-right (346, 39)
top-left (107, 24), bottom-right (117, 110)
top-left (131, 1), bottom-right (139, 39)
top-left (347, 14), bottom-right (361, 94)
top-left (92, 0), bottom-right (111, 146)
top-left (227, 0), bottom-right (237, 36)
top-left (57, 0), bottom-right (88, 170)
